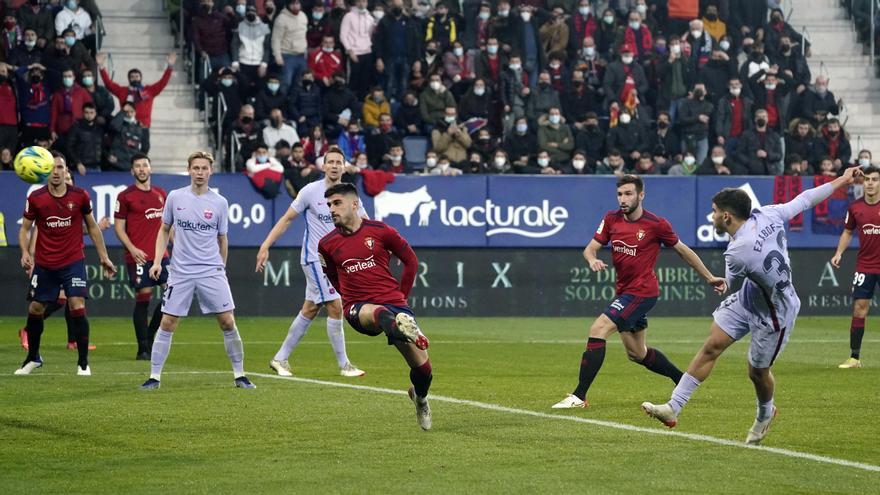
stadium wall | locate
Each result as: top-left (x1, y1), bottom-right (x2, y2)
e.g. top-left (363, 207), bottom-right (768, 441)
top-left (0, 248), bottom-right (863, 317)
top-left (0, 172), bottom-right (855, 249)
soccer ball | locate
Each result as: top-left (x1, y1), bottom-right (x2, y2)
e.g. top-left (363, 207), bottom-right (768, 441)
top-left (14, 146), bottom-right (55, 184)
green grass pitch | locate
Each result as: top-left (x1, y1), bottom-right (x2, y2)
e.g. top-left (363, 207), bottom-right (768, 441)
top-left (1, 315), bottom-right (877, 493)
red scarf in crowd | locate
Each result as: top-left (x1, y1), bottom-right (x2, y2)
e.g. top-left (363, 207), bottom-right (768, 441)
top-left (774, 175), bottom-right (803, 230)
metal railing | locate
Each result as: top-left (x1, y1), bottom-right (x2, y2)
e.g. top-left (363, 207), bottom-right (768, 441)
top-left (801, 26), bottom-right (811, 58)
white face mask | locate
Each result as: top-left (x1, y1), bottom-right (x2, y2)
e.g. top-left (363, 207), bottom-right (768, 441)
top-left (636, 4), bottom-right (647, 15)
top-left (390, 154), bottom-right (401, 162)
top-left (619, 113), bottom-right (631, 124)
top-left (629, 21), bottom-right (641, 30)
top-left (572, 159), bottom-right (586, 170)
top-left (537, 157), bottom-right (550, 167)
top-left (430, 81), bottom-right (442, 91)
top-left (474, 86), bottom-right (485, 96)
top-left (712, 156), bottom-right (725, 165)
top-left (426, 157), bottom-right (437, 167)
top-left (691, 30), bottom-right (703, 39)
top-left (684, 156), bottom-right (696, 165)
top-left (498, 9), bottom-right (509, 17)
top-left (494, 157), bottom-right (506, 167)
top-left (453, 47), bottom-right (464, 57)
top-left (720, 40), bottom-right (730, 51)
top-left (670, 44), bottom-right (681, 55)
top-left (479, 12), bottom-right (490, 20)
top-left (444, 115), bottom-right (456, 124)
top-left (730, 87), bottom-right (741, 97)
top-left (859, 158), bottom-right (871, 167)
top-left (549, 114), bottom-right (561, 125)
top-left (579, 7), bottom-right (590, 16)
top-left (373, 10), bottom-right (384, 20)
top-left (516, 123), bottom-right (528, 133)
top-left (584, 46), bottom-right (595, 57)
top-left (765, 83), bottom-right (776, 90)
top-left (521, 11), bottom-right (531, 22)
top-left (621, 55), bottom-right (634, 64)
top-left (509, 63), bottom-right (521, 71)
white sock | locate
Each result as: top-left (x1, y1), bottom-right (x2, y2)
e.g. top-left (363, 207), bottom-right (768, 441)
top-left (273, 312), bottom-right (312, 362)
top-left (223, 327), bottom-right (245, 378)
top-left (668, 372), bottom-right (701, 415)
top-left (756, 398), bottom-right (775, 421)
top-left (326, 318), bottom-right (349, 368)
top-left (150, 329), bottom-right (173, 380)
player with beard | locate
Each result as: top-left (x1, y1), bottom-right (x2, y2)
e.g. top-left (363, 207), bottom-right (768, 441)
top-left (553, 175), bottom-right (725, 409)
top-left (114, 153), bottom-right (170, 360)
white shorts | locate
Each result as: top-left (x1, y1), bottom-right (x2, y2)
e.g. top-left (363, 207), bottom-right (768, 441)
top-left (712, 293), bottom-right (795, 369)
top-left (162, 270), bottom-right (235, 317)
top-left (302, 262), bottom-right (340, 304)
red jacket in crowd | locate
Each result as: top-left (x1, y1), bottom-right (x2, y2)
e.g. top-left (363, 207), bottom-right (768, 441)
top-left (100, 65), bottom-right (173, 128)
top-left (50, 85), bottom-right (93, 136)
top-left (308, 49), bottom-right (343, 82)
top-left (0, 81), bottom-right (17, 126)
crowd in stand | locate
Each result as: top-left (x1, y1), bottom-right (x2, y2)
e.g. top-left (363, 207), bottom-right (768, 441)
top-left (0, 0), bottom-right (172, 174)
top-left (169, 0), bottom-right (875, 193)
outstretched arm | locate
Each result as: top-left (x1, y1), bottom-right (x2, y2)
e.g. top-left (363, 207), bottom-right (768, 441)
top-left (772, 166), bottom-right (860, 222)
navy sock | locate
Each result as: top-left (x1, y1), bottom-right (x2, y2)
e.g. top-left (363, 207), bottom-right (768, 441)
top-left (410, 360), bottom-right (433, 398)
top-left (133, 299), bottom-right (150, 352)
top-left (25, 312), bottom-right (44, 362)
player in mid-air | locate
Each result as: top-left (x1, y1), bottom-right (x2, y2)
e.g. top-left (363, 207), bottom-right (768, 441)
top-left (114, 153), bottom-right (170, 360)
top-left (552, 175), bottom-right (725, 409)
top-left (16, 150), bottom-right (116, 376)
top-left (642, 166), bottom-right (860, 444)
top-left (830, 166), bottom-right (880, 369)
top-left (317, 183), bottom-right (433, 430)
top-left (256, 147), bottom-right (365, 377)
top-left (139, 151), bottom-right (255, 390)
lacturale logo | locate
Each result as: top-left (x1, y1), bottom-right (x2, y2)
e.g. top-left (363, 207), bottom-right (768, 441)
top-left (372, 186), bottom-right (569, 238)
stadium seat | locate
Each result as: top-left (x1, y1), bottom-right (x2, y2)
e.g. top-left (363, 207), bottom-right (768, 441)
top-left (403, 136), bottom-right (429, 171)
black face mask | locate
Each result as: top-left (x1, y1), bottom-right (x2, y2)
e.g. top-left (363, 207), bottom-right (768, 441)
top-left (705, 13), bottom-right (718, 21)
top-left (538, 82), bottom-right (550, 88)
top-left (586, 123), bottom-right (598, 131)
top-left (426, 49), bottom-right (437, 56)
top-left (693, 89), bottom-right (704, 99)
top-left (391, 7), bottom-right (402, 17)
top-left (30, 74), bottom-right (42, 84)
top-left (829, 129), bottom-right (840, 137)
top-left (0, 75), bottom-right (6, 84)
top-left (750, 52), bottom-right (763, 62)
top-left (334, 79), bottom-right (345, 87)
top-left (241, 116), bottom-right (253, 124)
top-left (658, 121), bottom-right (668, 129)
top-left (756, 118), bottom-right (767, 127)
top-left (246, 13), bottom-right (256, 22)
top-left (781, 43), bottom-right (791, 52)
top-left (772, 16), bottom-right (783, 23)
top-left (201, 5), bottom-right (212, 14)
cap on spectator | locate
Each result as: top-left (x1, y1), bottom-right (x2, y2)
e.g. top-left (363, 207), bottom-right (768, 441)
top-left (247, 5), bottom-right (257, 13)
top-left (620, 44), bottom-right (634, 53)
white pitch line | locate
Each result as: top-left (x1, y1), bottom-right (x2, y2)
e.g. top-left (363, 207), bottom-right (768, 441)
top-left (248, 372), bottom-right (880, 474)
top-left (2, 339), bottom-right (877, 347)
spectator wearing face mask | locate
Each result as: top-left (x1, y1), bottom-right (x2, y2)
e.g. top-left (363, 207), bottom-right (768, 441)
top-left (395, 91), bottom-right (424, 136)
top-left (309, 35), bottom-right (343, 89)
top-left (381, 142), bottom-right (409, 173)
top-left (43, 31), bottom-right (95, 88)
top-left (8, 28), bottom-right (43, 69)
top-left (427, 154), bottom-right (464, 176)
top-left (487, 0), bottom-right (516, 53)
top-left (537, 107), bottom-right (573, 166)
top-left (486, 149), bottom-right (513, 174)
top-left (606, 109), bottom-right (648, 164)
top-left (500, 54), bottom-right (530, 124)
top-left (503, 116), bottom-right (538, 170)
top-left (442, 40), bottom-right (474, 97)
top-left (288, 70), bottom-right (322, 134)
top-left (425, 2), bottom-right (460, 52)
top-left (747, 69), bottom-right (792, 133)
top-left (667, 152), bottom-right (699, 176)
top-left (563, 70), bottom-right (600, 131)
top-left (54, 0), bottom-right (92, 42)
top-left (246, 143), bottom-right (285, 199)
top-left (362, 87), bottom-right (391, 129)
top-left (471, 128), bottom-right (497, 161)
top-left (14, 63), bottom-right (52, 145)
top-left (763, 8), bottom-right (810, 59)
top-left (1, 14), bottom-right (23, 62)
top-left (735, 108), bottom-right (783, 175)
top-left (567, 0), bottom-right (598, 60)
top-left (568, 150), bottom-right (591, 175)
top-left (603, 44), bottom-right (648, 109)
top-left (458, 79), bottom-right (492, 123)
top-left (714, 77), bottom-right (752, 156)
top-left (66, 102), bottom-right (104, 174)
top-left (192, 0), bottom-right (234, 74)
top-left (374, 2), bottom-right (424, 103)
top-left (701, 4), bottom-right (726, 42)
top-left (205, 67), bottom-right (246, 128)
top-left (340, 0), bottom-right (377, 99)
top-left (107, 102), bottom-right (149, 171)
top-left (474, 37), bottom-right (507, 92)
top-left (78, 68), bottom-right (112, 126)
top-left (462, 1), bottom-right (492, 51)
top-left (770, 34), bottom-right (810, 95)
top-left (815, 118), bottom-right (852, 171)
top-left (262, 108), bottom-right (299, 156)
top-left (420, 73), bottom-right (457, 129)
top-left (539, 8), bottom-right (569, 59)
top-left (655, 36), bottom-right (695, 113)
top-left (677, 82), bottom-right (714, 165)
top-left (595, 148), bottom-right (627, 176)
top-left (696, 145), bottom-right (745, 175)
top-left (646, 112), bottom-right (680, 172)
top-left (272, 0), bottom-right (309, 94)
top-left (595, 8), bottom-right (619, 56)
top-left (231, 6), bottom-right (272, 97)
top-left (683, 19), bottom-right (714, 74)
top-left (616, 10), bottom-right (652, 62)
top-left (306, 3), bottom-right (332, 49)
top-left (431, 106), bottom-right (471, 167)
top-left (510, 5), bottom-right (548, 86)
top-left (96, 51), bottom-right (175, 129)
top-left (337, 120), bottom-right (366, 161)
top-left (366, 112), bottom-right (401, 166)
top-left (254, 75), bottom-right (286, 121)
top-left (49, 68), bottom-right (92, 143)
top-left (320, 71), bottom-right (358, 139)
top-left (574, 112), bottom-right (605, 167)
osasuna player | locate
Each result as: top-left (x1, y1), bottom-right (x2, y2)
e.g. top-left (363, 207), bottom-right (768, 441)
top-left (642, 167), bottom-right (860, 444)
top-left (317, 183), bottom-right (433, 430)
top-left (140, 151), bottom-right (255, 390)
top-left (553, 175), bottom-right (725, 409)
top-left (256, 147), bottom-right (365, 377)
top-left (114, 153), bottom-right (170, 360)
top-left (831, 166), bottom-right (880, 369)
top-left (16, 150), bottom-right (116, 376)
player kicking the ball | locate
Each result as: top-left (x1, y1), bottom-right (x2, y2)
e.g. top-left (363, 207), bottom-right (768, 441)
top-left (642, 166), bottom-right (861, 444)
top-left (830, 165), bottom-right (880, 369)
top-left (553, 174), bottom-right (725, 409)
top-left (139, 151), bottom-right (254, 390)
top-left (317, 183), bottom-right (433, 430)
top-left (16, 150), bottom-right (116, 376)
top-left (256, 147), bottom-right (365, 378)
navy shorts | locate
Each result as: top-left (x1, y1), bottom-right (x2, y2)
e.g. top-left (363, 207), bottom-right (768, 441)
top-left (29, 260), bottom-right (88, 302)
top-left (602, 294), bottom-right (658, 332)
top-left (852, 271), bottom-right (880, 300)
top-left (126, 258), bottom-right (170, 289)
top-left (346, 303), bottom-right (415, 345)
